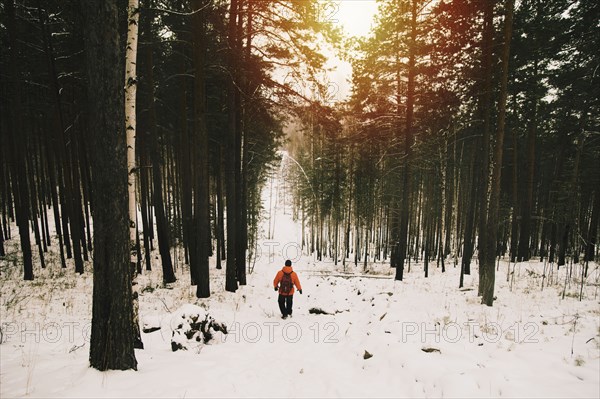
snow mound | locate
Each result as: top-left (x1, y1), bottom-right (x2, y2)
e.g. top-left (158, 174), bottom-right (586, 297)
top-left (170, 305), bottom-right (228, 352)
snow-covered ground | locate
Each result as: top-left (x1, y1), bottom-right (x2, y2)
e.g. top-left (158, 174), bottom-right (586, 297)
top-left (1, 166), bottom-right (599, 398)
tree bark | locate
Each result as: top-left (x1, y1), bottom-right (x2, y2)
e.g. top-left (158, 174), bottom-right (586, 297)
top-left (225, 0), bottom-right (240, 293)
top-left (192, 0), bottom-right (211, 298)
top-left (125, 0), bottom-right (140, 274)
top-left (394, 0), bottom-right (417, 281)
top-left (4, 0), bottom-right (34, 281)
top-left (216, 145), bottom-right (226, 269)
top-left (139, 147), bottom-right (152, 271)
top-left (510, 127), bottom-right (519, 263)
top-left (477, 0), bottom-right (494, 296)
top-left (518, 99), bottom-right (538, 261)
top-left (142, 0), bottom-right (176, 284)
top-left (482, 0), bottom-right (514, 306)
top-left (83, 0), bottom-right (138, 371)
top-left (584, 160), bottom-right (600, 263)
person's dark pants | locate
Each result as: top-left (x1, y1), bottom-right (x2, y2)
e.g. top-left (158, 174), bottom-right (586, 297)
top-left (278, 294), bottom-right (293, 316)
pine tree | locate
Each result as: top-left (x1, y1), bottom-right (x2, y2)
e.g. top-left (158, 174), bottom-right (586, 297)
top-left (84, 0), bottom-right (138, 371)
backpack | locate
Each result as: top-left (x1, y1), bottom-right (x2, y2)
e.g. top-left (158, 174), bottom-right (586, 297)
top-left (280, 271), bottom-right (293, 295)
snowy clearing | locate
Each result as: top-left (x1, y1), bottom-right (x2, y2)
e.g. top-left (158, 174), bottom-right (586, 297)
top-left (1, 177), bottom-right (599, 398)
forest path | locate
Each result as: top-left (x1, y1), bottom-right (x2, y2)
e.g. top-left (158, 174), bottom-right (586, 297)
top-left (0, 157), bottom-right (598, 398)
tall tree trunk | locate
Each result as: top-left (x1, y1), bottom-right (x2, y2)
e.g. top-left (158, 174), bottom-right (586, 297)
top-left (461, 143), bottom-right (477, 276)
top-left (482, 0), bottom-right (514, 306)
top-left (509, 127), bottom-right (519, 263)
top-left (584, 160), bottom-right (600, 263)
top-left (5, 0), bottom-right (34, 281)
top-left (142, 0), bottom-right (176, 284)
top-left (124, 0), bottom-right (143, 349)
top-left (235, 0), bottom-right (247, 286)
top-left (139, 147), bottom-right (152, 271)
top-left (84, 0), bottom-right (137, 371)
top-left (58, 162), bottom-right (73, 261)
top-left (37, 2), bottom-right (69, 269)
top-left (0, 163), bottom-right (5, 256)
top-left (444, 131), bottom-right (454, 257)
top-left (80, 144), bottom-right (94, 253)
top-left (192, 0), bottom-right (210, 298)
top-left (26, 145), bottom-right (46, 269)
top-left (477, 0), bottom-right (494, 296)
top-left (216, 145), bottom-right (226, 269)
top-left (518, 98), bottom-right (538, 261)
top-left (225, 0), bottom-right (240, 293)
top-left (177, 48), bottom-right (193, 272)
top-left (559, 133), bottom-right (584, 266)
top-left (68, 134), bottom-right (85, 273)
top-left (394, 0), bottom-right (417, 281)
top-left (150, 142), bottom-right (176, 283)
top-left (125, 0), bottom-right (140, 274)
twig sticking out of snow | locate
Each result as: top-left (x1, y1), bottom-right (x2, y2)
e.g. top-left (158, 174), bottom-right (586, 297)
top-left (570, 314), bottom-right (579, 356)
top-left (158, 298), bottom-right (172, 313)
top-left (69, 343), bottom-right (85, 353)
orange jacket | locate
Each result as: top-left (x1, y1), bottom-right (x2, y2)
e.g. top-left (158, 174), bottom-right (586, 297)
top-left (273, 266), bottom-right (302, 296)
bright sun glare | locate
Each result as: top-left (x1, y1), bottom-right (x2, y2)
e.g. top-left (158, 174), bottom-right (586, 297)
top-left (322, 1), bottom-right (379, 103)
top-left (335, 0), bottom-right (378, 38)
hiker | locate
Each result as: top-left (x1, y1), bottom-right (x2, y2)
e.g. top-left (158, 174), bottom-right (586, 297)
top-left (273, 260), bottom-right (302, 319)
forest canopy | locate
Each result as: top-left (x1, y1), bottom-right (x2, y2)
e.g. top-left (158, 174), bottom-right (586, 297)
top-left (0, 0), bottom-right (598, 371)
